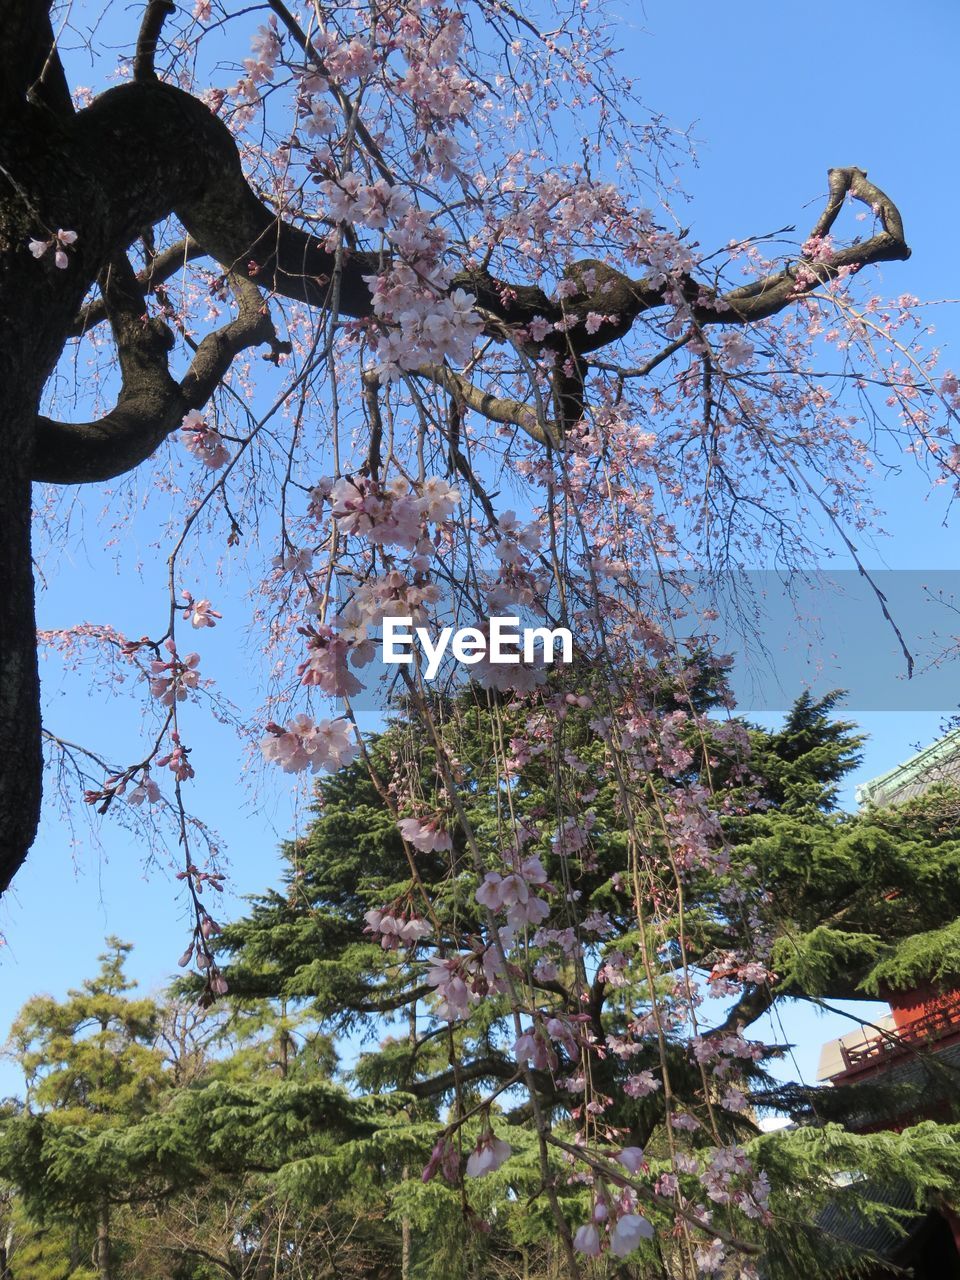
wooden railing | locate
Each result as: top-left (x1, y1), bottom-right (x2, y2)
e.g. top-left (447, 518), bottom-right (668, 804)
top-left (840, 993), bottom-right (960, 1071)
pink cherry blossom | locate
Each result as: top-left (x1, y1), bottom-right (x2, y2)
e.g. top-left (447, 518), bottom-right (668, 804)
top-left (465, 1132), bottom-right (511, 1178)
top-left (297, 627), bottom-right (363, 698)
top-left (425, 954), bottom-right (472, 1020)
top-left (180, 411), bottom-right (231, 469)
top-left (422, 1137), bottom-right (460, 1184)
top-left (511, 1027), bottom-right (555, 1071)
top-left (397, 816), bottom-right (452, 852)
top-left (29, 228), bottom-right (77, 268)
top-left (695, 1239), bottom-right (726, 1274)
top-left (156, 735), bottom-right (194, 782)
top-left (624, 1071), bottom-right (661, 1098)
top-left (417, 476), bottom-right (460, 522)
top-left (260, 714), bottom-right (357, 774)
top-left (149, 652), bottom-right (201, 705)
top-left (573, 1224), bottom-right (601, 1257)
top-left (181, 594), bottom-right (222, 629)
top-left (128, 774), bottom-right (161, 806)
top-left (363, 908), bottom-right (431, 950)
top-left (609, 1213), bottom-right (654, 1257)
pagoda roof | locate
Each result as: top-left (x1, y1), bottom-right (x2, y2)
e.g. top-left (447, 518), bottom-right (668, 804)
top-left (856, 728), bottom-right (960, 808)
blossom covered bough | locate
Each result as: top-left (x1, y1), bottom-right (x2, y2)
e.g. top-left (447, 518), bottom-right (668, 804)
top-left (5, 0), bottom-right (960, 1273)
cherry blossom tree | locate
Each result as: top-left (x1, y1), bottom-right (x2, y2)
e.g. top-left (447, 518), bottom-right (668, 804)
top-left (3, 0), bottom-right (959, 1273)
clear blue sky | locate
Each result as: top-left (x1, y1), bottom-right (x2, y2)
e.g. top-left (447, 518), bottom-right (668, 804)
top-left (2, 0), bottom-right (959, 1100)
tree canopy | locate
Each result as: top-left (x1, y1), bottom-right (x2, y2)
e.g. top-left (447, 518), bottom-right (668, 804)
top-left (4, 0), bottom-right (952, 896)
top-left (4, 698), bottom-right (960, 1278)
top-left (4, 2), bottom-right (960, 1275)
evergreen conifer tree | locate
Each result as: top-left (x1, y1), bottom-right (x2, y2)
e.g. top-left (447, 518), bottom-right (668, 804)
top-left (212, 690), bottom-right (960, 1277)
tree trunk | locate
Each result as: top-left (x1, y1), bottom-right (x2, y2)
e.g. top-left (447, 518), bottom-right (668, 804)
top-left (0, 390), bottom-right (43, 897)
top-left (0, 89), bottom-right (98, 898)
top-left (401, 1000), bottom-right (416, 1280)
top-left (0, 94), bottom-right (87, 898)
top-left (94, 1204), bottom-right (112, 1280)
top-left (401, 1203), bottom-right (411, 1280)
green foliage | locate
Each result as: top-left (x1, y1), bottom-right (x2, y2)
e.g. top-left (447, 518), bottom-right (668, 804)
top-left (0, 1193), bottom-right (97, 1280)
top-left (716, 697), bottom-right (960, 1005)
top-left (8, 938), bottom-right (165, 1127)
top-left (0, 942), bottom-right (398, 1279)
top-left (208, 690), bottom-right (960, 1276)
top-left (3, 694), bottom-right (960, 1278)
top-left (751, 1121), bottom-right (960, 1280)
top-left (865, 916), bottom-right (960, 995)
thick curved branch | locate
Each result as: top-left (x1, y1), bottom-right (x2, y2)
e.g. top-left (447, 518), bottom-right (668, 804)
top-left (708, 982), bottom-right (775, 1036)
top-left (80, 81), bottom-right (910, 340)
top-left (72, 81), bottom-right (379, 314)
top-left (33, 254), bottom-right (185, 484)
top-left (812, 165), bottom-right (906, 244)
top-left (25, 11), bottom-right (74, 119)
top-left (404, 1053), bottom-right (550, 1101)
top-left (418, 362), bottom-right (558, 446)
top-left (719, 166), bottom-right (909, 322)
top-left (353, 982), bottom-right (433, 1015)
top-left (35, 79), bottom-right (910, 484)
top-left (33, 258), bottom-right (279, 484)
top-left (2, 1), bottom-right (60, 112)
top-left (181, 269), bottom-right (286, 408)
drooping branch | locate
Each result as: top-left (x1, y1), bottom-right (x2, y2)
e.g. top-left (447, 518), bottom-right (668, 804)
top-left (265, 0), bottom-right (396, 185)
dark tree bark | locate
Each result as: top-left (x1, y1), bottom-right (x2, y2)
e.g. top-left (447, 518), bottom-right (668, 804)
top-left (0, 70), bottom-right (88, 893)
top-left (95, 1203), bottom-right (112, 1280)
top-left (0, 0), bottom-right (912, 897)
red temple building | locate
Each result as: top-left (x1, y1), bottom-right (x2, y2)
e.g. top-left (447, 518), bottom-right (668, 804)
top-left (811, 735), bottom-right (960, 1277)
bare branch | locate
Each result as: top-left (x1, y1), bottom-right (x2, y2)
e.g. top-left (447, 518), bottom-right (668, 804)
top-left (69, 236), bottom-right (205, 337)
